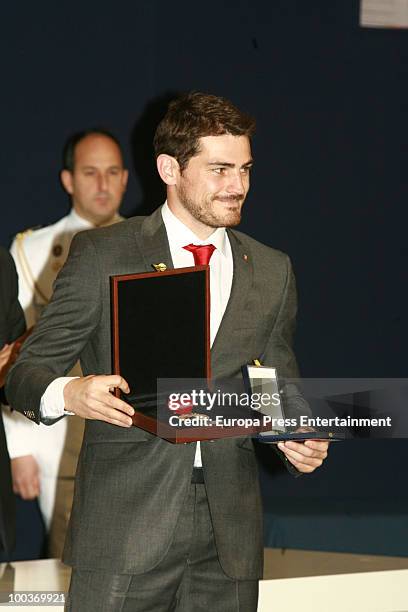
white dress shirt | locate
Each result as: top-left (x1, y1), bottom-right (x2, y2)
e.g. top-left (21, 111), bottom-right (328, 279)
top-left (161, 202), bottom-right (233, 347)
top-left (162, 202), bottom-right (233, 466)
top-left (40, 202), bottom-right (234, 466)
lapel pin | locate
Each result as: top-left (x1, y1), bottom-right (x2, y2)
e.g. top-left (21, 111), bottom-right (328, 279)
top-left (243, 254), bottom-right (248, 262)
top-left (152, 263), bottom-right (167, 272)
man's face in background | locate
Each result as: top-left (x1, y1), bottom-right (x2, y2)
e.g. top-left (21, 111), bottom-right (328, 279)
top-left (61, 134), bottom-right (128, 226)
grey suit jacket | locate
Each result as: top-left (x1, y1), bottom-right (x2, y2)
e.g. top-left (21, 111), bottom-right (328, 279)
top-left (6, 207), bottom-right (306, 579)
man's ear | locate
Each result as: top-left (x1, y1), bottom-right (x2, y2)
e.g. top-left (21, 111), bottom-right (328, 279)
top-left (156, 154), bottom-right (179, 186)
top-left (60, 170), bottom-right (74, 195)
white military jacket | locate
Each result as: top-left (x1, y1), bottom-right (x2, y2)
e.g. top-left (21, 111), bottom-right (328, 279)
top-left (4, 209), bottom-right (121, 528)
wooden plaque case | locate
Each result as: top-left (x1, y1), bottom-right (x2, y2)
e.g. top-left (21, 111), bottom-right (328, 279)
top-left (111, 266), bottom-right (273, 443)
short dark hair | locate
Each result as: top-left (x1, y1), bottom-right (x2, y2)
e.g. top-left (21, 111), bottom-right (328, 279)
top-left (153, 92), bottom-right (255, 171)
top-left (62, 128), bottom-right (123, 172)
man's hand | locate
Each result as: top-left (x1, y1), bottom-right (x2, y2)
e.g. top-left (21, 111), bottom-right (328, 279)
top-left (11, 455), bottom-right (41, 499)
top-left (63, 375), bottom-right (134, 427)
top-left (0, 342), bottom-right (18, 387)
top-left (277, 439), bottom-right (329, 473)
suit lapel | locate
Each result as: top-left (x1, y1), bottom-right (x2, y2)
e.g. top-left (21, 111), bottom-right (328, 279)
top-left (211, 230), bottom-right (253, 366)
top-left (135, 207), bottom-right (174, 271)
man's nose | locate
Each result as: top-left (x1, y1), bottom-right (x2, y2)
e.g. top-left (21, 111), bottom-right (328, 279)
top-left (226, 171), bottom-right (245, 195)
top-left (97, 173), bottom-right (108, 191)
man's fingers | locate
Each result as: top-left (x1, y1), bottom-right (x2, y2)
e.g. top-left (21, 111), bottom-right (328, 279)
top-left (277, 441), bottom-right (327, 471)
top-left (13, 478), bottom-right (40, 500)
top-left (11, 456), bottom-right (41, 498)
top-left (289, 462), bottom-right (316, 474)
top-left (90, 391), bottom-right (134, 418)
top-left (101, 415), bottom-right (134, 428)
top-left (64, 375), bottom-right (133, 426)
top-left (19, 485), bottom-right (40, 500)
top-left (304, 439), bottom-right (330, 454)
top-left (279, 445), bottom-right (323, 467)
top-left (86, 395), bottom-right (134, 426)
top-left (100, 375), bottom-right (130, 394)
top-left (1, 343), bottom-right (14, 356)
top-left (0, 343), bottom-right (14, 367)
top-left (105, 393), bottom-right (134, 416)
top-left (116, 376), bottom-right (130, 394)
top-left (79, 375), bottom-right (130, 395)
top-left (284, 440), bottom-right (328, 460)
top-left (91, 403), bottom-right (133, 427)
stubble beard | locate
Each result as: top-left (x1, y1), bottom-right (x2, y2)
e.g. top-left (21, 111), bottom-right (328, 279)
top-left (178, 184), bottom-right (244, 229)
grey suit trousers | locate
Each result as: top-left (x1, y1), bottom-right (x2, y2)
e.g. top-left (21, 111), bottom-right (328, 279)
top-left (65, 483), bottom-right (258, 612)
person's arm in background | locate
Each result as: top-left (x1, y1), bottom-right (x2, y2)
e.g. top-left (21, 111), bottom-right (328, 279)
top-left (0, 249), bottom-right (39, 499)
top-left (2, 242), bottom-right (41, 499)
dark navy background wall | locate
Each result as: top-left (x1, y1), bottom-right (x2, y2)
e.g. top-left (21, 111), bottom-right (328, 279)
top-left (2, 1), bottom-right (407, 552)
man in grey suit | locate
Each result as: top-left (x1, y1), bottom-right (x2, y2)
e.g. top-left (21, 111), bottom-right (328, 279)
top-left (7, 92), bottom-right (329, 611)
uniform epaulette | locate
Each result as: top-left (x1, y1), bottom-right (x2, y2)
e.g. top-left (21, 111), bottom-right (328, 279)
top-left (14, 227), bottom-right (49, 304)
top-left (15, 226), bottom-right (43, 240)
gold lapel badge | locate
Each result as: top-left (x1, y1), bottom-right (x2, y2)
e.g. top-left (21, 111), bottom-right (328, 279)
top-left (152, 263), bottom-right (167, 272)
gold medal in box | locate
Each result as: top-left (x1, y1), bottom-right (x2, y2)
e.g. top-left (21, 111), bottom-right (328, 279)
top-left (242, 360), bottom-right (344, 443)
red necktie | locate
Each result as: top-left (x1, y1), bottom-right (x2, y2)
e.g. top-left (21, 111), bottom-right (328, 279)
top-left (183, 243), bottom-right (216, 266)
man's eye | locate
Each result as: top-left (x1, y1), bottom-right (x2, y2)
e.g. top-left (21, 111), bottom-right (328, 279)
top-left (241, 166), bottom-right (251, 175)
top-left (213, 167), bottom-right (226, 175)
top-left (84, 171), bottom-right (95, 176)
top-left (109, 168), bottom-right (120, 175)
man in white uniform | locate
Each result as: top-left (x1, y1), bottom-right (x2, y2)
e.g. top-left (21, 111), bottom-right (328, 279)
top-left (3, 129), bottom-right (128, 554)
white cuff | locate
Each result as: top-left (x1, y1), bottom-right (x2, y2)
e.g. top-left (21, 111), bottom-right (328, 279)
top-left (40, 377), bottom-right (79, 419)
